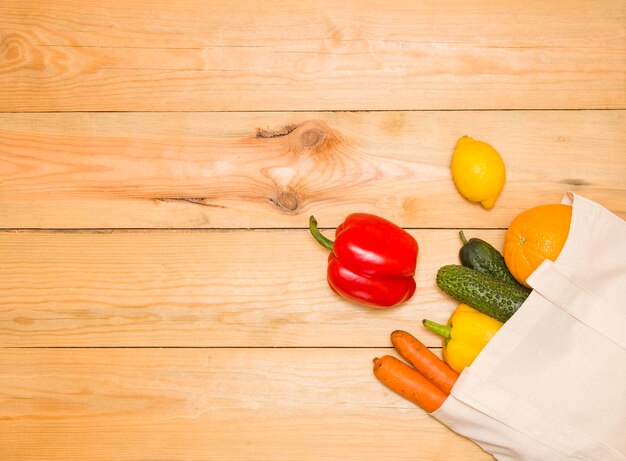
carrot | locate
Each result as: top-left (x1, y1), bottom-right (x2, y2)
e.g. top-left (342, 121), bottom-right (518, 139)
top-left (390, 330), bottom-right (458, 395)
top-left (372, 355), bottom-right (446, 413)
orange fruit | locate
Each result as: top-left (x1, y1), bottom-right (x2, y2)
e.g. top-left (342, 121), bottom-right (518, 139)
top-left (503, 204), bottom-right (572, 287)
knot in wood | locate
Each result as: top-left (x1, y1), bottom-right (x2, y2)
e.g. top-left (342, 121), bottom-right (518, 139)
top-left (299, 128), bottom-right (327, 148)
top-left (276, 190), bottom-right (299, 212)
top-left (292, 120), bottom-right (330, 152)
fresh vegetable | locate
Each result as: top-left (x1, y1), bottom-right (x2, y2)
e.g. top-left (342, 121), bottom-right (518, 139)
top-left (423, 304), bottom-right (503, 374)
top-left (372, 355), bottom-right (447, 413)
top-left (436, 265), bottom-right (529, 322)
top-left (459, 231), bottom-right (529, 290)
top-left (309, 214), bottom-right (418, 308)
top-left (390, 330), bottom-right (458, 395)
top-left (504, 204), bottom-right (572, 287)
top-left (451, 136), bottom-right (506, 209)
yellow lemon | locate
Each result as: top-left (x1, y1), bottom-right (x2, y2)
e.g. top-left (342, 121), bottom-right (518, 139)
top-left (451, 136), bottom-right (506, 209)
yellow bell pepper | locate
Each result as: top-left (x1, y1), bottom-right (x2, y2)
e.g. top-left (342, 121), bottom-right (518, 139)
top-left (422, 304), bottom-right (503, 374)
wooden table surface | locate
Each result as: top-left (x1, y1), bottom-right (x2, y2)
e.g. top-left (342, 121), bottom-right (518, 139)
top-left (1, 1), bottom-right (624, 460)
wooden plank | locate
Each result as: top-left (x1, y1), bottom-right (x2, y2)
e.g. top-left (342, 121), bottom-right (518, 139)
top-left (0, 348), bottom-right (492, 461)
top-left (1, 111), bottom-right (624, 229)
top-left (1, 0), bottom-right (623, 111)
top-left (0, 229), bottom-right (503, 347)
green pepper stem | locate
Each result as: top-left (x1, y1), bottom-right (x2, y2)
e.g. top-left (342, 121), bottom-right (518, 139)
top-left (459, 230), bottom-right (468, 244)
top-left (422, 319), bottom-right (451, 339)
top-left (309, 216), bottom-right (334, 251)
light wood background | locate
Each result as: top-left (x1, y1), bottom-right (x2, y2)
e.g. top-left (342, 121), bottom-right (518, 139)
top-left (1, 1), bottom-right (624, 460)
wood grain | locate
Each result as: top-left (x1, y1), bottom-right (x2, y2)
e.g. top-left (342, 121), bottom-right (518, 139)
top-left (0, 348), bottom-right (492, 461)
top-left (1, 0), bottom-right (624, 111)
top-left (0, 228), bottom-right (501, 347)
top-left (1, 111), bottom-right (624, 229)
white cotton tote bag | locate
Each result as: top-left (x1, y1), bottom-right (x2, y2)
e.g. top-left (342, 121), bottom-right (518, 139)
top-left (432, 193), bottom-right (626, 461)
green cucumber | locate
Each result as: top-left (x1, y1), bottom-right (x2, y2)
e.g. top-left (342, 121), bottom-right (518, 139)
top-left (436, 265), bottom-right (530, 322)
top-left (458, 230), bottom-right (527, 290)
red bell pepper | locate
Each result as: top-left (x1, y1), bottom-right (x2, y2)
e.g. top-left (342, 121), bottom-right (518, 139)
top-left (309, 213), bottom-right (418, 308)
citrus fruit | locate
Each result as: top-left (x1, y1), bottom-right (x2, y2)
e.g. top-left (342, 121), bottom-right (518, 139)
top-left (503, 204), bottom-right (572, 287)
top-left (451, 136), bottom-right (506, 209)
